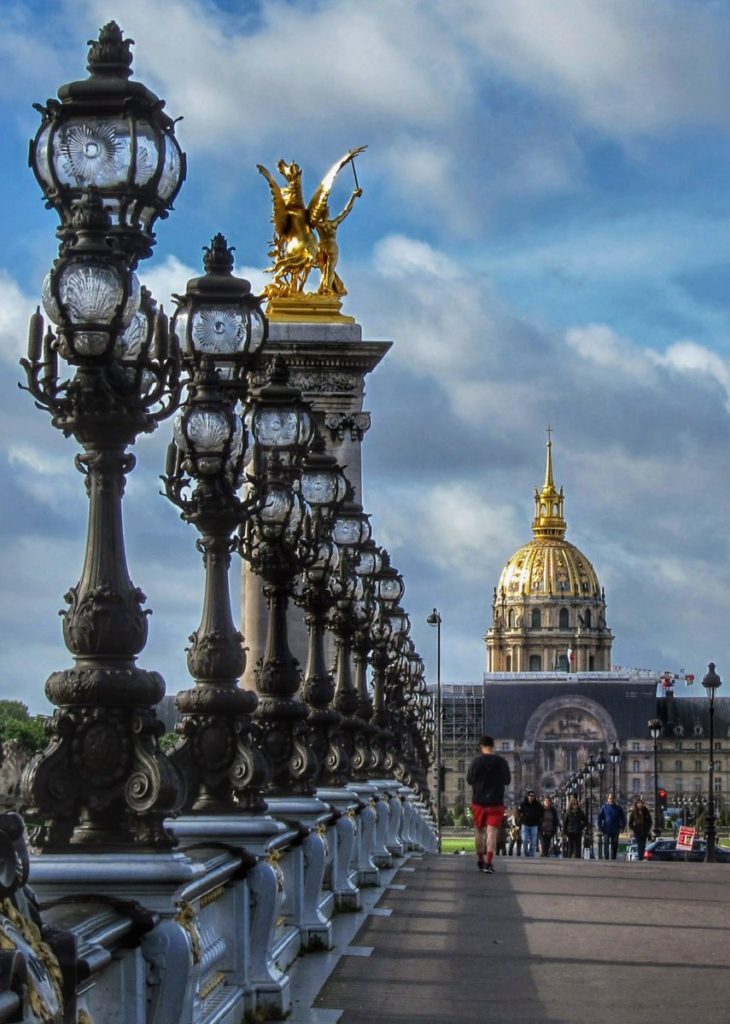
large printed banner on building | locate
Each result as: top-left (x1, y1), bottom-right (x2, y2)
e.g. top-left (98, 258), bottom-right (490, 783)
top-left (676, 826), bottom-right (696, 851)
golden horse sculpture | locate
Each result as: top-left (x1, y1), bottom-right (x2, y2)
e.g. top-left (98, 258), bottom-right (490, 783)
top-left (257, 147), bottom-right (365, 300)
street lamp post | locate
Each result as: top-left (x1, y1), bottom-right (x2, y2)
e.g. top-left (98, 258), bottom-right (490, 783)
top-left (596, 750), bottom-right (606, 859)
top-left (648, 718), bottom-right (663, 831)
top-left (20, 23), bottom-right (187, 849)
top-left (702, 663), bottom-right (722, 863)
top-left (609, 741), bottom-right (621, 800)
top-left (586, 756), bottom-right (596, 858)
top-left (426, 608), bottom-right (442, 851)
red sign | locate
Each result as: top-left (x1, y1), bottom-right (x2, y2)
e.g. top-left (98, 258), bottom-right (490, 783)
top-left (676, 826), bottom-right (696, 851)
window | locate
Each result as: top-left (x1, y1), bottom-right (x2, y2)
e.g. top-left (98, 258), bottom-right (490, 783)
top-left (588, 656), bottom-right (595, 671)
top-left (529, 654), bottom-right (542, 672)
top-left (715, 778), bottom-right (723, 792)
top-left (632, 778), bottom-right (641, 793)
top-left (559, 608), bottom-right (569, 629)
top-left (508, 609), bottom-right (515, 628)
top-left (715, 741), bottom-right (722, 751)
top-left (632, 743), bottom-right (640, 752)
top-left (675, 760), bottom-right (682, 772)
top-left (457, 777), bottom-right (465, 793)
top-left (557, 655), bottom-right (568, 671)
top-left (506, 655), bottom-right (512, 671)
top-left (675, 741), bottom-right (683, 751)
top-left (695, 742), bottom-right (703, 751)
top-left (567, 750), bottom-right (576, 771)
top-left (531, 608), bottom-right (541, 629)
top-left (457, 759), bottom-right (465, 773)
top-left (695, 760), bottom-right (702, 771)
top-left (584, 608), bottom-right (592, 628)
top-left (632, 759), bottom-right (640, 772)
top-left (501, 742), bottom-right (510, 752)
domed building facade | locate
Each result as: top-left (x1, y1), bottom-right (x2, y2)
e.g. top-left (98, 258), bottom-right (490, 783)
top-left (486, 436), bottom-right (613, 673)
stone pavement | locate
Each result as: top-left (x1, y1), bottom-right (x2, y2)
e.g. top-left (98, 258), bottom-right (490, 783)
top-left (300, 852), bottom-right (730, 1023)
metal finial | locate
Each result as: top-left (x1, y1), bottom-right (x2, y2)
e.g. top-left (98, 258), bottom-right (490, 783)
top-left (203, 234), bottom-right (235, 276)
top-left (87, 22), bottom-right (134, 79)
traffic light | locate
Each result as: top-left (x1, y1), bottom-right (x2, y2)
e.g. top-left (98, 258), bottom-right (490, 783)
top-left (658, 788), bottom-right (668, 809)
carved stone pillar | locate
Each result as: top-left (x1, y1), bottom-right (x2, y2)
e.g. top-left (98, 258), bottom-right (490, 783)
top-left (241, 321), bottom-right (391, 690)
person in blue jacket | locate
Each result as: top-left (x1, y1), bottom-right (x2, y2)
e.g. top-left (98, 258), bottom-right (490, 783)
top-left (597, 793), bottom-right (626, 859)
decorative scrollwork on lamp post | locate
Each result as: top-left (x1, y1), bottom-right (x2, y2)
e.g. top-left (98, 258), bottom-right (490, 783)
top-left (19, 24), bottom-right (186, 849)
top-left (161, 235), bottom-right (269, 813)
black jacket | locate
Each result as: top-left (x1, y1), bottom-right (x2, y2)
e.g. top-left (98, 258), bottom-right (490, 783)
top-left (518, 797), bottom-right (544, 827)
top-left (467, 752), bottom-right (511, 806)
top-left (563, 807), bottom-right (588, 835)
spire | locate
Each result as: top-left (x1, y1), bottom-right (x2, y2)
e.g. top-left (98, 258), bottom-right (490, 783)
top-left (543, 425), bottom-right (556, 493)
top-left (533, 428), bottom-right (566, 539)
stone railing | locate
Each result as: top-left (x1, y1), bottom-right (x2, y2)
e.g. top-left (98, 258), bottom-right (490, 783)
top-left (8, 782), bottom-right (435, 1023)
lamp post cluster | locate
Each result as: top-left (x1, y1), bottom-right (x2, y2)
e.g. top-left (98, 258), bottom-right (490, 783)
top-left (559, 749), bottom-right (611, 858)
top-left (19, 23), bottom-right (435, 852)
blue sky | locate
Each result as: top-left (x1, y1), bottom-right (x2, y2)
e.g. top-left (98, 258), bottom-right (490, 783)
top-left (2, 0), bottom-right (730, 712)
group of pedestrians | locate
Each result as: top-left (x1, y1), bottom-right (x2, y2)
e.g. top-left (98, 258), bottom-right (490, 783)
top-left (467, 735), bottom-right (655, 872)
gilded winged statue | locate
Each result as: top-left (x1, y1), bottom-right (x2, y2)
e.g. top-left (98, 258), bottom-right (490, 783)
top-left (257, 147), bottom-right (366, 298)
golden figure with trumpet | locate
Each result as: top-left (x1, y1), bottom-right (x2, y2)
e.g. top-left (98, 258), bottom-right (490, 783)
top-left (257, 147), bottom-right (365, 321)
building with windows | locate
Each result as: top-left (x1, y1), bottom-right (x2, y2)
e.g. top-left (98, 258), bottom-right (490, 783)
top-left (437, 438), bottom-right (729, 823)
top-left (486, 435), bottom-right (612, 673)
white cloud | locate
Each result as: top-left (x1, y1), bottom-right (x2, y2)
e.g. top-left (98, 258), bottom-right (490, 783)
top-left (657, 341), bottom-right (730, 412)
top-left (0, 271), bottom-right (36, 365)
top-left (462, 0), bottom-right (730, 135)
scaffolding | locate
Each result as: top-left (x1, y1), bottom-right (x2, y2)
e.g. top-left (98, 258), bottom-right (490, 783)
top-left (439, 683), bottom-right (484, 812)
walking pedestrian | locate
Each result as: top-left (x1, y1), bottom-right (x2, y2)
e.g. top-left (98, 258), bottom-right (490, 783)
top-left (507, 811), bottom-right (522, 856)
top-left (496, 812), bottom-right (508, 856)
top-left (466, 734), bottom-right (511, 874)
top-left (540, 795), bottom-right (559, 856)
top-left (597, 792), bottom-right (626, 860)
top-left (518, 790), bottom-right (543, 857)
top-left (628, 797), bottom-right (653, 861)
top-left (562, 797), bottom-right (587, 858)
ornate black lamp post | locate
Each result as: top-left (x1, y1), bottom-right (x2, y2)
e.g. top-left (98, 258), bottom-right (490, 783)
top-left (20, 23), bottom-right (186, 849)
top-left (702, 662), bottom-right (722, 862)
top-left (595, 750), bottom-right (606, 858)
top-left (367, 554), bottom-right (404, 778)
top-left (586, 755), bottom-right (596, 856)
top-left (241, 358), bottom-right (316, 795)
top-left (326, 494), bottom-right (375, 775)
top-left (161, 235), bottom-right (268, 813)
top-left (648, 718), bottom-right (663, 832)
top-left (426, 608), bottom-right (442, 849)
top-left (609, 740), bottom-right (621, 799)
top-left (295, 436), bottom-right (349, 785)
top-left (381, 605), bottom-right (412, 775)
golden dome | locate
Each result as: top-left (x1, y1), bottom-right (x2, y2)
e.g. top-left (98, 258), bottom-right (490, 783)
top-left (487, 432), bottom-right (612, 674)
top-left (497, 536), bottom-right (602, 599)
top-left (497, 433), bottom-right (602, 599)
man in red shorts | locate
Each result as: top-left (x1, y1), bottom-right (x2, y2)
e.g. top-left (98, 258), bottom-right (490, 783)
top-left (467, 734), bottom-right (511, 873)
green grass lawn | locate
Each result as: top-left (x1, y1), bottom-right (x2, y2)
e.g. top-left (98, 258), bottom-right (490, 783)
top-left (442, 836), bottom-right (475, 854)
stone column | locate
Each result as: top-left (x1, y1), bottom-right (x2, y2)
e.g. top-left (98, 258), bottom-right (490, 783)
top-left (241, 320), bottom-right (391, 691)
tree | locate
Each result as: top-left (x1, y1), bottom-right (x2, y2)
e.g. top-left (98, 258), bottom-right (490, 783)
top-left (0, 701), bottom-right (47, 755)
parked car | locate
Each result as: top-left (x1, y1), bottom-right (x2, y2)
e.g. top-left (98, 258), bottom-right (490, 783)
top-left (643, 838), bottom-right (730, 862)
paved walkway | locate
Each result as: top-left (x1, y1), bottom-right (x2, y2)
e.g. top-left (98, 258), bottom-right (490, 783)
top-left (301, 852), bottom-right (730, 1023)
